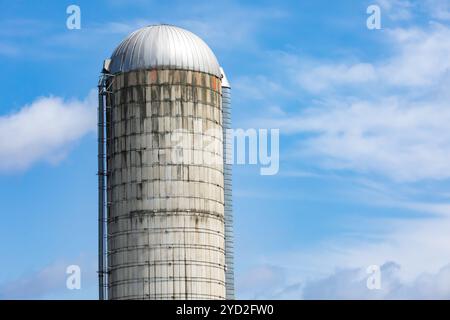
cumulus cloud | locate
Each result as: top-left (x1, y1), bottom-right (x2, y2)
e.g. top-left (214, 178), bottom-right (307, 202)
top-left (295, 63), bottom-right (377, 94)
top-left (234, 75), bottom-right (293, 101)
top-left (0, 256), bottom-right (96, 299)
top-left (301, 262), bottom-right (450, 300)
top-left (238, 260), bottom-right (450, 299)
top-left (382, 24), bottom-right (450, 87)
top-left (0, 91), bottom-right (96, 172)
top-left (377, 0), bottom-right (415, 21)
top-left (290, 23), bottom-right (450, 93)
top-left (236, 203), bottom-right (450, 300)
top-left (253, 23), bottom-right (450, 182)
top-left (0, 261), bottom-right (67, 299)
top-left (263, 95), bottom-right (450, 181)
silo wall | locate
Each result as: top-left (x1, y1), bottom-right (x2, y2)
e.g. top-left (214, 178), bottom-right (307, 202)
top-left (106, 69), bottom-right (225, 300)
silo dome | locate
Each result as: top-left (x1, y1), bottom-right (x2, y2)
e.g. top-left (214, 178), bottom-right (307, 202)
top-left (109, 24), bottom-right (221, 77)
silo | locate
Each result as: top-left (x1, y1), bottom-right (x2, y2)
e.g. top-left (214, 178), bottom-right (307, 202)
top-left (98, 25), bottom-right (232, 300)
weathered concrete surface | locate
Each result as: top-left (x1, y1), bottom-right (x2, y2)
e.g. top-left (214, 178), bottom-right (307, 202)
top-left (107, 69), bottom-right (225, 300)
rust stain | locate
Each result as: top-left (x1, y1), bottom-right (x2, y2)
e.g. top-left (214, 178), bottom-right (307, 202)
top-left (149, 70), bottom-right (157, 83)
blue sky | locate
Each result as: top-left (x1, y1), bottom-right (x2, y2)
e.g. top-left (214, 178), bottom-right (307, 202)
top-left (1, 0), bottom-right (450, 299)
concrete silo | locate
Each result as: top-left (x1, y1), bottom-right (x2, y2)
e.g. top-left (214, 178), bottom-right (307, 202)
top-left (97, 24), bottom-right (234, 300)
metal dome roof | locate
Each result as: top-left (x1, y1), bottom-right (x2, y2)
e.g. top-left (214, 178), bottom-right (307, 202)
top-left (109, 24), bottom-right (221, 77)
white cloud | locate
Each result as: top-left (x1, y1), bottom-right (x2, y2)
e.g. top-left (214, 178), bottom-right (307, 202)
top-left (381, 24), bottom-right (450, 87)
top-left (239, 261), bottom-right (450, 299)
top-left (234, 75), bottom-right (292, 100)
top-left (289, 24), bottom-right (450, 93)
top-left (377, 0), bottom-right (415, 21)
top-left (263, 96), bottom-right (450, 181)
top-left (295, 62), bottom-right (377, 94)
top-left (301, 262), bottom-right (450, 299)
top-left (0, 260), bottom-right (68, 299)
top-left (237, 211), bottom-right (450, 299)
top-left (254, 24), bottom-right (450, 182)
top-left (0, 91), bottom-right (96, 172)
top-left (0, 256), bottom-right (97, 299)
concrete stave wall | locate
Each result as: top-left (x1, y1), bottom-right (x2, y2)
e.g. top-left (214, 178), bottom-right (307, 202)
top-left (107, 69), bottom-right (225, 300)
